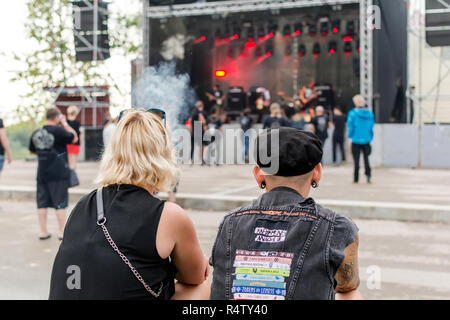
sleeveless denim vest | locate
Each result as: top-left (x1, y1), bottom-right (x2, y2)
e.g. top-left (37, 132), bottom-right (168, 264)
top-left (210, 187), bottom-right (338, 300)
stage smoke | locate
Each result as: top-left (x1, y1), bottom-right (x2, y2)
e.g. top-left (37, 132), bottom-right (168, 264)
top-left (132, 62), bottom-right (197, 132)
top-left (160, 34), bottom-right (190, 61)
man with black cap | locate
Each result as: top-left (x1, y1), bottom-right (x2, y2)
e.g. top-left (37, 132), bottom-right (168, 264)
top-left (210, 127), bottom-right (361, 300)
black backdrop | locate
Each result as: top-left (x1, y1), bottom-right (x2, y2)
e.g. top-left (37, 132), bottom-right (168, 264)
top-left (373, 0), bottom-right (408, 123)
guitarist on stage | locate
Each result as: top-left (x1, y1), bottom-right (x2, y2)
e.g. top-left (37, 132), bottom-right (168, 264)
top-left (206, 84), bottom-right (224, 116)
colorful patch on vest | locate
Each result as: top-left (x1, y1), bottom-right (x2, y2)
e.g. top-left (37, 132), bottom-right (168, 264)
top-left (232, 286), bottom-right (286, 296)
top-left (233, 293), bottom-right (285, 300)
top-left (231, 249), bottom-right (293, 300)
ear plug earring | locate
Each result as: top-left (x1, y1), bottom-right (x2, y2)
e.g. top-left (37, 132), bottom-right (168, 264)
top-left (261, 182), bottom-right (266, 189)
top-left (311, 181), bottom-right (318, 189)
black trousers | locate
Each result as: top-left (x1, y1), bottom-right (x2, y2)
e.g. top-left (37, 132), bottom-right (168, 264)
top-left (332, 136), bottom-right (346, 163)
top-left (351, 143), bottom-right (371, 182)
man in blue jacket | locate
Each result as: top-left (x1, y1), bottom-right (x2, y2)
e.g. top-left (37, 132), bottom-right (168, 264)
top-left (347, 95), bottom-right (375, 184)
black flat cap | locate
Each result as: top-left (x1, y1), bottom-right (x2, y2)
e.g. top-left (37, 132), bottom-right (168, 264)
top-left (255, 127), bottom-right (323, 176)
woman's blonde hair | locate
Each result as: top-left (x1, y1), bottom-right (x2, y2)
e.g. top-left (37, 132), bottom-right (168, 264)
top-left (96, 109), bottom-right (179, 193)
top-left (270, 103), bottom-right (282, 117)
top-left (67, 106), bottom-right (79, 117)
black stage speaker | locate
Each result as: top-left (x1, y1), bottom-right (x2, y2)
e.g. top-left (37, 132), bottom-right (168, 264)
top-left (315, 83), bottom-right (335, 111)
top-left (227, 87), bottom-right (247, 112)
top-left (425, 0), bottom-right (450, 47)
top-left (72, 1), bottom-right (110, 61)
top-left (84, 128), bottom-right (104, 161)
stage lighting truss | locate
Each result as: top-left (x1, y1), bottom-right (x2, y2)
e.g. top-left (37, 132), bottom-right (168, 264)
top-left (294, 22), bottom-right (303, 36)
top-left (265, 40), bottom-right (275, 56)
top-left (147, 0), bottom-right (360, 19)
top-left (283, 24), bottom-right (292, 39)
top-left (328, 41), bottom-right (337, 55)
top-left (319, 17), bottom-right (330, 36)
top-left (246, 26), bottom-right (255, 42)
top-left (313, 42), bottom-right (321, 57)
top-left (284, 42), bottom-right (292, 57)
top-left (359, 0), bottom-right (373, 111)
top-left (298, 44), bottom-right (306, 57)
top-left (331, 19), bottom-right (341, 34)
top-left (144, 0), bottom-right (374, 110)
top-left (344, 41), bottom-right (353, 55)
top-left (308, 22), bottom-right (318, 37)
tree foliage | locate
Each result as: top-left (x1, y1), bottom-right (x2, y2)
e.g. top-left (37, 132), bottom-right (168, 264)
top-left (10, 0), bottom-right (142, 125)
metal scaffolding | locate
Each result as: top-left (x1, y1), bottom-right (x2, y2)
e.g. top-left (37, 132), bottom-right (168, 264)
top-left (359, 0), bottom-right (374, 111)
top-left (406, 0), bottom-right (450, 125)
top-left (146, 0), bottom-right (360, 18)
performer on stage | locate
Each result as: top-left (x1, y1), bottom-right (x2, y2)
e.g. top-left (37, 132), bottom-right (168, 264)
top-left (206, 84), bottom-right (224, 115)
top-left (299, 81), bottom-right (318, 110)
top-left (255, 87), bottom-right (271, 123)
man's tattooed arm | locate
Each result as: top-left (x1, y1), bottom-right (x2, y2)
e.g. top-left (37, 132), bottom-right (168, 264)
top-left (335, 235), bottom-right (360, 293)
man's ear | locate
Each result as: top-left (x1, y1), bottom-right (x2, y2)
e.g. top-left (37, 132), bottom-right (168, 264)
top-left (253, 166), bottom-right (265, 188)
top-left (311, 163), bottom-right (322, 185)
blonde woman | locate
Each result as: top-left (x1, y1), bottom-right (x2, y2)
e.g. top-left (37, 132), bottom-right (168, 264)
top-left (49, 109), bottom-right (210, 300)
top-left (66, 106), bottom-right (81, 170)
top-left (262, 102), bottom-right (289, 129)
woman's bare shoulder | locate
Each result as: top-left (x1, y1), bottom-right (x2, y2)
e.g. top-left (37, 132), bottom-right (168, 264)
top-left (161, 201), bottom-right (191, 228)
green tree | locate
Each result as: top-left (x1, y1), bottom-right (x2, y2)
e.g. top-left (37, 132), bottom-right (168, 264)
top-left (10, 0), bottom-right (142, 125)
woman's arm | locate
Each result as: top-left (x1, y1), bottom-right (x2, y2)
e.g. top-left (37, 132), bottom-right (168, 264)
top-left (156, 202), bottom-right (209, 285)
top-left (0, 128), bottom-right (12, 163)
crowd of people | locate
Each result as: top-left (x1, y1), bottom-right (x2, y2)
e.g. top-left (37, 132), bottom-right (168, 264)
top-left (47, 108), bottom-right (362, 300)
top-left (0, 85), bottom-right (375, 301)
top-left (189, 85), bottom-right (375, 185)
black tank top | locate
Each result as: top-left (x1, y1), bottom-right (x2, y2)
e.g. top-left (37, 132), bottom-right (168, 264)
top-left (49, 184), bottom-right (176, 300)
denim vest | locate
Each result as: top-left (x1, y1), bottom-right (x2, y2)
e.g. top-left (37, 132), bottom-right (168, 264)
top-left (210, 187), bottom-right (338, 300)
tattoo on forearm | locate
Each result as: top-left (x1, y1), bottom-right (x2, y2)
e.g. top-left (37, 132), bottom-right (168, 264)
top-left (342, 261), bottom-right (355, 284)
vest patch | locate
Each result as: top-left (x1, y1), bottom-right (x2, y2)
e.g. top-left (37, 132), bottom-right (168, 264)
top-left (249, 219), bottom-right (289, 251)
top-left (232, 249), bottom-right (293, 301)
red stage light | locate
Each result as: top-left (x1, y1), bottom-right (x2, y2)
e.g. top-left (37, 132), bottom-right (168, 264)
top-left (215, 70), bottom-right (227, 78)
top-left (246, 41), bottom-right (256, 48)
top-left (233, 34), bottom-right (239, 40)
top-left (295, 30), bottom-right (301, 36)
top-left (266, 52), bottom-right (272, 57)
top-left (329, 49), bottom-right (335, 55)
top-left (268, 32), bottom-right (274, 38)
top-left (332, 27), bottom-right (339, 33)
top-left (192, 36), bottom-right (206, 45)
top-left (343, 36), bottom-right (354, 42)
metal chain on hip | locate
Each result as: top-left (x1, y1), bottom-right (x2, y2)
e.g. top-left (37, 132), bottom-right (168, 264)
top-left (98, 220), bottom-right (163, 298)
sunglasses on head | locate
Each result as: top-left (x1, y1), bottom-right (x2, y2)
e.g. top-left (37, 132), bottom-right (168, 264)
top-left (118, 108), bottom-right (167, 128)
